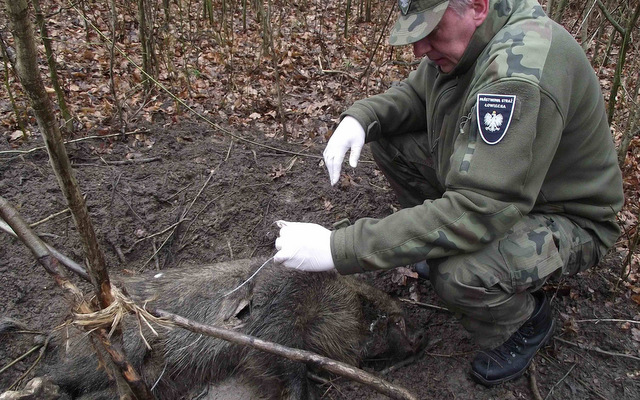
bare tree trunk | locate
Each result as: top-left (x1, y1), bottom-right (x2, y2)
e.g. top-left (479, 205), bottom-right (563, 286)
top-left (109, 0), bottom-right (125, 132)
top-left (552, 0), bottom-right (569, 22)
top-left (344, 0), bottom-right (352, 37)
top-left (32, 0), bottom-right (74, 134)
top-left (617, 66), bottom-right (640, 167)
top-left (138, 0), bottom-right (153, 91)
top-left (80, 0), bottom-right (91, 42)
top-left (0, 37), bottom-right (27, 136)
top-left (258, 0), bottom-right (288, 140)
top-left (5, 0), bottom-right (112, 309)
top-left (579, 0), bottom-right (598, 51)
top-left (546, 0), bottom-right (556, 17)
top-left (607, 1), bottom-right (640, 124)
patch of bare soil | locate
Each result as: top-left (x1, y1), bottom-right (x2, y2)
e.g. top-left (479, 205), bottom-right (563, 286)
top-left (1, 121), bottom-right (639, 399)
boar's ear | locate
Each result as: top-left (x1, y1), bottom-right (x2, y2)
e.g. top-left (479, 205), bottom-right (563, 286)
top-left (219, 285), bottom-right (253, 323)
top-left (341, 275), bottom-right (404, 316)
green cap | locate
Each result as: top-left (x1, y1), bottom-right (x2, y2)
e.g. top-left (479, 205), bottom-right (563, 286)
top-left (389, 0), bottom-right (450, 46)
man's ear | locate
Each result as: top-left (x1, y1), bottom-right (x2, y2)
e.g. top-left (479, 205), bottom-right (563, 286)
top-left (472, 0), bottom-right (490, 27)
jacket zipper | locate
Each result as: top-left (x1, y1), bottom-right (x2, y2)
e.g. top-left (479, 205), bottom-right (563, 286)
top-left (430, 84), bottom-right (457, 171)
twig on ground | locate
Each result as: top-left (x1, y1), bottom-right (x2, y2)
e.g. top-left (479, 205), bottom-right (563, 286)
top-left (379, 349), bottom-right (425, 376)
top-left (316, 56), bottom-right (355, 77)
top-left (544, 363), bottom-right (576, 400)
top-left (0, 342), bottom-right (42, 376)
top-left (308, 372), bottom-right (347, 399)
top-left (399, 298), bottom-right (450, 312)
top-left (554, 337), bottom-right (640, 362)
top-left (367, 180), bottom-right (391, 191)
top-left (225, 140), bottom-right (233, 161)
top-left (146, 167), bottom-right (219, 265)
top-left (9, 334), bottom-right (52, 390)
top-left (29, 208), bottom-right (70, 228)
top-left (0, 130), bottom-right (149, 156)
top-left (425, 351), bottom-right (473, 358)
top-left (152, 238), bottom-right (160, 270)
top-left (179, 195), bottom-right (222, 247)
top-left (529, 359), bottom-right (544, 400)
top-left (110, 172), bottom-right (122, 208)
top-left (109, 239), bottom-right (127, 264)
top-left (227, 240), bottom-right (233, 258)
top-left (573, 318), bottom-right (640, 325)
top-left (182, 167), bottom-right (217, 220)
top-left (162, 182), bottom-right (193, 202)
top-left (99, 156), bottom-right (162, 166)
top-left (115, 191), bottom-right (145, 224)
top-left (177, 234), bottom-right (200, 253)
top-left (139, 226), bottom-right (177, 271)
top-left (573, 375), bottom-right (610, 400)
top-left (308, 371), bottom-right (332, 386)
top-left (125, 219), bottom-right (186, 253)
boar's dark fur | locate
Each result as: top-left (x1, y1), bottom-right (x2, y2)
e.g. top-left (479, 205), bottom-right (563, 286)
top-left (45, 258), bottom-right (424, 399)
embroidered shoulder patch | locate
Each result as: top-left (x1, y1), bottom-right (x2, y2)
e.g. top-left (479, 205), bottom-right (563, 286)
top-left (476, 94), bottom-right (516, 145)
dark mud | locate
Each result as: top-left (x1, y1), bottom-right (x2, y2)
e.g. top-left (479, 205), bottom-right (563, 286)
top-left (1, 121), bottom-right (638, 399)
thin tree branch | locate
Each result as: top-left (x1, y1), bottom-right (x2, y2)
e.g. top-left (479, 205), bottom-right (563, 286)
top-left (596, 0), bottom-right (625, 34)
top-left (151, 308), bottom-right (418, 400)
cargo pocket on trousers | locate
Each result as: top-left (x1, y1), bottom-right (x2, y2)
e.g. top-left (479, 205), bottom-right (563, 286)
top-left (498, 222), bottom-right (564, 294)
top-left (560, 228), bottom-right (600, 276)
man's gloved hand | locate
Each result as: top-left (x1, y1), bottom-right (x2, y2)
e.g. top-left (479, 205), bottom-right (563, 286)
top-left (323, 116), bottom-right (365, 186)
top-left (274, 220), bottom-right (335, 271)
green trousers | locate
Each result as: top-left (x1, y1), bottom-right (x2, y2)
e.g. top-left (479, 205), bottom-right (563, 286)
top-left (371, 134), bottom-right (606, 347)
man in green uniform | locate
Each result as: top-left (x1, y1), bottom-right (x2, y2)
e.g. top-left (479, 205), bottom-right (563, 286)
top-left (274, 0), bottom-right (624, 386)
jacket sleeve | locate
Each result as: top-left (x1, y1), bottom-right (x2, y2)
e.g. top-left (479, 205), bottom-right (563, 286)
top-left (340, 60), bottom-right (433, 142)
top-left (331, 80), bottom-right (565, 274)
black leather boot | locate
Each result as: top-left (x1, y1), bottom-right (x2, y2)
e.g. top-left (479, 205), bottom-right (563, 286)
top-left (470, 291), bottom-right (555, 386)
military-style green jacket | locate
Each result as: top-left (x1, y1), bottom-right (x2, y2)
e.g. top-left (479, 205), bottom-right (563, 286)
top-left (331, 0), bottom-right (624, 274)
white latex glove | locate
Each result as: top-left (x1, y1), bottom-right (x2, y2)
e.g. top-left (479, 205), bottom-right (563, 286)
top-left (323, 116), bottom-right (365, 186)
top-left (274, 220), bottom-right (335, 271)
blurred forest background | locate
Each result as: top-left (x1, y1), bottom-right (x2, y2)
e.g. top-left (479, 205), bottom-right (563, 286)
top-left (1, 0), bottom-right (639, 301)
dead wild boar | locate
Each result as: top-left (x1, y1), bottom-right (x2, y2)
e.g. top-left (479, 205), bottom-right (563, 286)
top-left (44, 258), bottom-right (425, 399)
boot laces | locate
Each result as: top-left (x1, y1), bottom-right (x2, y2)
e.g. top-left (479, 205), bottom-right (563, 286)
top-left (491, 322), bottom-right (534, 361)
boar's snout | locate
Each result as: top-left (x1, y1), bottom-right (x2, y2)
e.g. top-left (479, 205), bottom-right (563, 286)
top-left (364, 313), bottom-right (427, 367)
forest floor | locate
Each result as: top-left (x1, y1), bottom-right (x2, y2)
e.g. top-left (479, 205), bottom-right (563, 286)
top-left (1, 0), bottom-right (640, 398)
top-left (1, 120), bottom-right (639, 399)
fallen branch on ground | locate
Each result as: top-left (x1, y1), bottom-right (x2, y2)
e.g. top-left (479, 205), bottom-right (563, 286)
top-left (151, 307), bottom-right (417, 400)
top-left (554, 337), bottom-right (640, 362)
top-left (0, 219), bottom-right (89, 281)
top-left (573, 318), bottom-right (640, 325)
top-left (0, 130), bottom-right (148, 156)
top-left (544, 363), bottom-right (576, 400)
top-left (529, 359), bottom-right (543, 400)
top-left (399, 298), bottom-right (450, 312)
top-left (29, 208), bottom-right (70, 228)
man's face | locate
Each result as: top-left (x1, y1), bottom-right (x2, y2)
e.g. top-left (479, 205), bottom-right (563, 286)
top-left (412, 4), bottom-right (484, 73)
